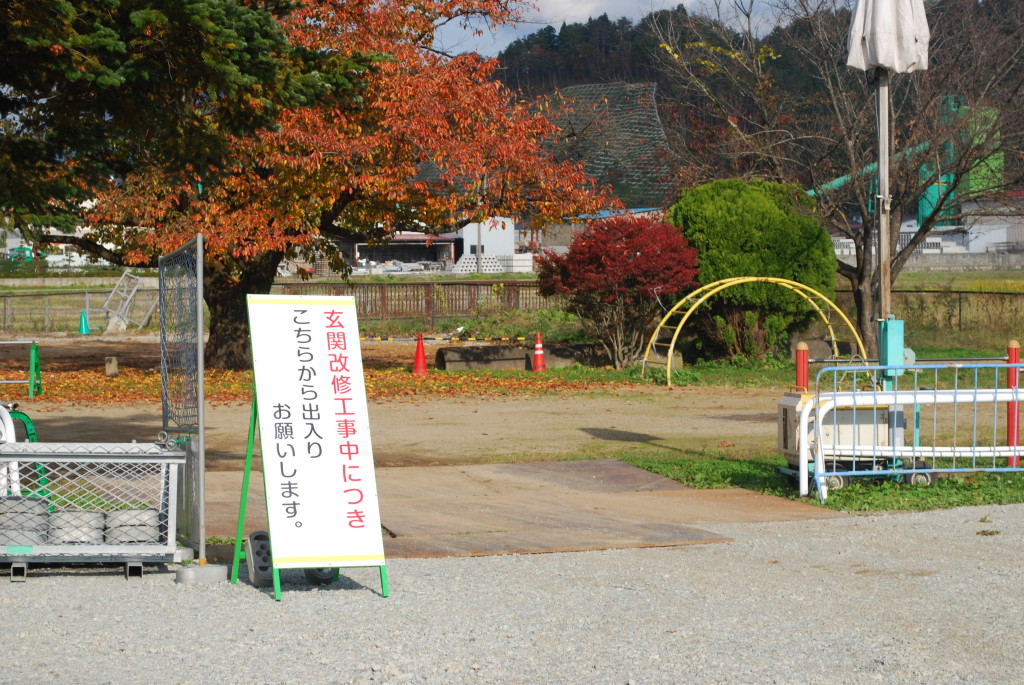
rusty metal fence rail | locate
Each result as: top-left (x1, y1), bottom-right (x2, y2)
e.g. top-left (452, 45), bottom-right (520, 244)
top-left (0, 282), bottom-right (556, 334)
top-left (275, 281), bottom-right (554, 327)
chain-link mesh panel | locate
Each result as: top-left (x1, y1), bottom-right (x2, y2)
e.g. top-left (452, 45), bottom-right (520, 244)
top-left (158, 235), bottom-right (205, 559)
top-left (159, 240), bottom-right (202, 432)
top-left (0, 449), bottom-right (183, 558)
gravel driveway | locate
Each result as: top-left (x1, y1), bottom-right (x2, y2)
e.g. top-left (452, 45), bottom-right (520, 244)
top-left (3, 504), bottom-right (1022, 683)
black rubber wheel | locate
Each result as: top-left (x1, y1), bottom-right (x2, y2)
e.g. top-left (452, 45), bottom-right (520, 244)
top-left (304, 568), bottom-right (336, 585)
top-left (245, 531), bottom-right (274, 588)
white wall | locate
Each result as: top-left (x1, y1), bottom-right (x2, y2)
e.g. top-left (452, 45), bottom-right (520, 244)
top-left (968, 223), bottom-right (1008, 252)
top-left (962, 197), bottom-right (1024, 252)
top-left (458, 217), bottom-right (515, 256)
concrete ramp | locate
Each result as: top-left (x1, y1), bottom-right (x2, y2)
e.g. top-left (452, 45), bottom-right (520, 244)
top-left (377, 460), bottom-right (845, 557)
top-left (209, 460), bottom-right (846, 558)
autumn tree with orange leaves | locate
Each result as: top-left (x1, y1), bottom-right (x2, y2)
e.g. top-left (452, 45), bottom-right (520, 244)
top-left (30, 0), bottom-right (610, 369)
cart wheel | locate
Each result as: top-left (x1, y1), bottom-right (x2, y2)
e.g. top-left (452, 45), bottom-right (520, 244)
top-left (304, 568), bottom-right (336, 586)
top-left (822, 474), bottom-right (850, 490)
top-left (904, 470), bottom-right (936, 487)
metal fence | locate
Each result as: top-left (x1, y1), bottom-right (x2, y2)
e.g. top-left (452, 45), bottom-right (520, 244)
top-left (0, 239), bottom-right (206, 572)
top-left (0, 281), bottom-right (554, 333)
top-left (786, 360), bottom-right (1024, 501)
top-left (0, 290), bottom-right (158, 334)
top-left (832, 289), bottom-right (1024, 337)
top-left (275, 281), bottom-right (552, 327)
top-left (158, 236), bottom-right (205, 562)
top-left (3, 283), bottom-right (1024, 336)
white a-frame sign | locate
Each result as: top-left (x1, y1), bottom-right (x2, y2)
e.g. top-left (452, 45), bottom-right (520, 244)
top-left (239, 294), bottom-right (387, 599)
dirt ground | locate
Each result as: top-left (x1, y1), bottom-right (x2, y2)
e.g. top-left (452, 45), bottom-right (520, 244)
top-left (0, 335), bottom-right (781, 470)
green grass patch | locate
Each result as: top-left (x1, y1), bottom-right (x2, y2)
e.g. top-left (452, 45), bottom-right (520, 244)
top-left (906, 328), bottom-right (1020, 357)
top-left (624, 451), bottom-right (792, 495)
top-left (206, 536), bottom-right (236, 545)
top-left (359, 317), bottom-right (447, 339)
top-left (0, 283), bottom-right (125, 294)
top-left (630, 356), bottom-right (794, 389)
top-left (537, 365), bottom-right (625, 383)
top-left (359, 308), bottom-right (590, 343)
top-left (0, 262), bottom-right (132, 280)
top-left (911, 345), bottom-right (1007, 360)
top-left (894, 270), bottom-right (1024, 290)
top-left (620, 448), bottom-right (1024, 514)
top-left (445, 308), bottom-right (591, 344)
top-left (822, 472), bottom-right (1024, 511)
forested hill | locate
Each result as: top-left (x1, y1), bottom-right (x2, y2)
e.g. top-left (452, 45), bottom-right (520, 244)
top-left (491, 5), bottom-right (833, 207)
top-left (494, 5), bottom-right (824, 102)
top-left (494, 8), bottom-right (687, 97)
top-left (493, 8), bottom-right (691, 208)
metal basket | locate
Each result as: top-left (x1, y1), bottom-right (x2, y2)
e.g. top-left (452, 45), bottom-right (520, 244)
top-left (0, 442), bottom-right (186, 563)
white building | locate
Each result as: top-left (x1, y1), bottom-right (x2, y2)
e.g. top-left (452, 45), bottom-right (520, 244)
top-left (447, 217), bottom-right (534, 274)
top-left (960, 195), bottom-right (1024, 252)
top-left (452, 217), bottom-right (514, 257)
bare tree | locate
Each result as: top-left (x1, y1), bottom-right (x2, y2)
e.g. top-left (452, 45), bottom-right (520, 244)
top-left (648, 0), bottom-right (1024, 354)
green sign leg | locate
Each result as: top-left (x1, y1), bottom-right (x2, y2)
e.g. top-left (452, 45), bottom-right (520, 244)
top-left (231, 398), bottom-right (259, 585)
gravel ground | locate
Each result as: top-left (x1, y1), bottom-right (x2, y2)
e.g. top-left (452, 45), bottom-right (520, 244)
top-left (2, 504), bottom-right (1023, 684)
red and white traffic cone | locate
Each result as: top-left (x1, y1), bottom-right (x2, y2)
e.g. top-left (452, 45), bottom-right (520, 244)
top-left (412, 333), bottom-right (428, 376)
top-left (532, 332), bottom-right (547, 372)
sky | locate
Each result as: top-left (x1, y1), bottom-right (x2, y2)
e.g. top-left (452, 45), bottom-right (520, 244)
top-left (435, 1), bottom-right (684, 57)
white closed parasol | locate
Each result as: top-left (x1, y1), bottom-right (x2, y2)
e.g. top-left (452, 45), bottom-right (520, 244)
top-left (847, 0), bottom-right (929, 319)
top-left (847, 0), bottom-right (929, 74)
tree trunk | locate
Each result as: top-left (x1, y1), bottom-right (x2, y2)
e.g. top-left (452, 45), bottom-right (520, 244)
top-left (851, 273), bottom-right (878, 359)
top-left (204, 251), bottom-right (284, 370)
top-left (840, 230), bottom-right (881, 360)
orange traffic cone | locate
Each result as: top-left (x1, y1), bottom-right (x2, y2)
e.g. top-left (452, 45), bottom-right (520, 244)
top-left (532, 332), bottom-right (547, 372)
top-left (412, 333), bottom-right (429, 376)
